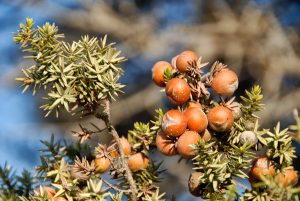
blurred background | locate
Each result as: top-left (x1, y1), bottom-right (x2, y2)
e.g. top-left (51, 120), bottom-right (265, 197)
top-left (0, 0), bottom-right (300, 200)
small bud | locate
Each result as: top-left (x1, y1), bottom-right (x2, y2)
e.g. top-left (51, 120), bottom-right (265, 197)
top-left (26, 18), bottom-right (34, 28)
top-left (244, 120), bottom-right (255, 130)
top-left (231, 102), bottom-right (242, 120)
top-left (239, 131), bottom-right (258, 146)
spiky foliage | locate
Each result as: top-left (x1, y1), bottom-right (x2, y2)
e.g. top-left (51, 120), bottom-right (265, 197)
top-left (242, 175), bottom-right (300, 201)
top-left (228, 85), bottom-right (265, 144)
top-left (266, 123), bottom-right (296, 170)
top-left (14, 18), bottom-right (126, 117)
top-left (192, 139), bottom-right (255, 199)
top-left (128, 122), bottom-right (156, 155)
top-left (0, 164), bottom-right (34, 201)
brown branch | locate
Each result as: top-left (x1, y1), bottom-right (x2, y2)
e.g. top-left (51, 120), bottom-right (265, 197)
top-left (101, 177), bottom-right (131, 193)
top-left (95, 99), bottom-right (138, 201)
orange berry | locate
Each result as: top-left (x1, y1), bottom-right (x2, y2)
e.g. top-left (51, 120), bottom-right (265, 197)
top-left (185, 107), bottom-right (208, 133)
top-left (278, 169), bottom-right (298, 187)
top-left (176, 50), bottom-right (198, 72)
top-left (165, 78), bottom-right (191, 105)
top-left (35, 186), bottom-right (56, 198)
top-left (250, 157), bottom-right (275, 180)
top-left (94, 157), bottom-right (111, 174)
top-left (211, 69), bottom-right (238, 96)
top-left (128, 153), bottom-right (149, 172)
top-left (152, 61), bottom-right (172, 87)
top-left (207, 106), bottom-right (234, 132)
top-left (177, 131), bottom-right (201, 158)
top-left (200, 129), bottom-right (212, 142)
top-left (110, 137), bottom-right (132, 158)
top-left (156, 131), bottom-right (177, 156)
top-left (162, 109), bottom-right (187, 137)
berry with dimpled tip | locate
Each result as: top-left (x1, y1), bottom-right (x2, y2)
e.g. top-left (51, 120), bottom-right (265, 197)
top-left (177, 131), bottom-right (201, 158)
top-left (128, 153), bottom-right (149, 172)
top-left (211, 68), bottom-right (238, 96)
top-left (94, 157), bottom-right (111, 174)
top-left (162, 109), bottom-right (187, 137)
top-left (207, 106), bottom-right (234, 132)
top-left (278, 168), bottom-right (298, 187)
top-left (152, 61), bottom-right (172, 87)
top-left (165, 78), bottom-right (191, 105)
top-left (35, 186), bottom-right (56, 198)
top-left (185, 107), bottom-right (208, 133)
top-left (249, 157), bottom-right (275, 181)
top-left (156, 131), bottom-right (177, 156)
top-left (176, 50), bottom-right (198, 72)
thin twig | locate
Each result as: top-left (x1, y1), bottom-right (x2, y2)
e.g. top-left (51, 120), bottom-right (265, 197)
top-left (101, 177), bottom-right (131, 193)
top-left (95, 99), bottom-right (138, 201)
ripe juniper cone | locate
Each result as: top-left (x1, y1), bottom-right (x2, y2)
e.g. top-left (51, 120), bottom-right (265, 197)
top-left (156, 131), bottom-right (178, 156)
top-left (165, 78), bottom-right (191, 105)
top-left (5, 19), bottom-right (300, 201)
top-left (175, 50), bottom-right (198, 72)
top-left (152, 61), bottom-right (173, 87)
top-left (161, 109), bottom-right (187, 137)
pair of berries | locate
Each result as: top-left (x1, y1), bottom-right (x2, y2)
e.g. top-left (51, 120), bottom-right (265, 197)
top-left (151, 50), bottom-right (198, 88)
top-left (156, 130), bottom-right (203, 158)
top-left (162, 104), bottom-right (208, 136)
top-left (94, 137), bottom-right (149, 173)
top-left (249, 157), bottom-right (298, 187)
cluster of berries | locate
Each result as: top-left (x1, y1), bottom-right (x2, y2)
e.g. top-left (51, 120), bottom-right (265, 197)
top-left (152, 50), bottom-right (239, 159)
top-left (152, 50), bottom-right (299, 194)
top-left (94, 137), bottom-right (149, 174)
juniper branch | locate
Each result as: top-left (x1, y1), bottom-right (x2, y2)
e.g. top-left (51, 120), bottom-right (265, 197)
top-left (95, 99), bottom-right (138, 201)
